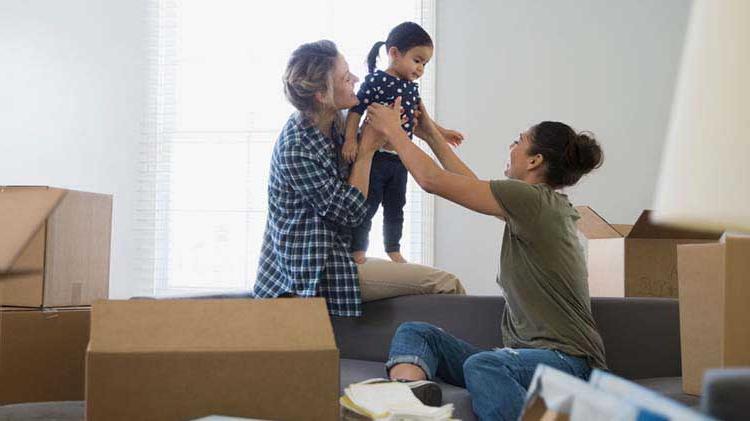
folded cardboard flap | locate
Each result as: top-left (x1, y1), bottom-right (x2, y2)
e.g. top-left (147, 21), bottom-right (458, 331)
top-left (0, 187), bottom-right (66, 273)
top-left (611, 225), bottom-right (633, 237)
top-left (89, 298), bottom-right (336, 353)
top-left (575, 206), bottom-right (621, 239)
top-left (576, 206), bottom-right (722, 240)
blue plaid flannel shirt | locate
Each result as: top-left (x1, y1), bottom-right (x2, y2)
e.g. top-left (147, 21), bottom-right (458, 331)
top-left (254, 113), bottom-right (368, 316)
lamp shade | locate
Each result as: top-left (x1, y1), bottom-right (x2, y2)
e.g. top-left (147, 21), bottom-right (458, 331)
top-left (653, 0), bottom-right (750, 232)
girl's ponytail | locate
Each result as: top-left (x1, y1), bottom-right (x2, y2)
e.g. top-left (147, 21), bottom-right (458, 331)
top-left (367, 41), bottom-right (386, 73)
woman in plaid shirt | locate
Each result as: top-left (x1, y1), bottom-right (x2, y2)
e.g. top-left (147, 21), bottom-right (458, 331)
top-left (254, 40), bottom-right (464, 317)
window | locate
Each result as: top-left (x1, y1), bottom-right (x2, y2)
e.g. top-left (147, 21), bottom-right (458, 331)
top-left (139, 0), bottom-right (436, 295)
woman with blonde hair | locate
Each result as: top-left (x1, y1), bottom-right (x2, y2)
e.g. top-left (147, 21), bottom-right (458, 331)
top-left (254, 40), bottom-right (464, 317)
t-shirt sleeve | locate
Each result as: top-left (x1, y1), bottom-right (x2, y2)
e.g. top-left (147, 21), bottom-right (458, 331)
top-left (349, 78), bottom-right (375, 115)
top-left (489, 179), bottom-right (543, 232)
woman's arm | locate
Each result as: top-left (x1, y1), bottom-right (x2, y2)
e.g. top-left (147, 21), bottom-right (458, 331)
top-left (347, 123), bottom-right (385, 197)
top-left (342, 111), bottom-right (362, 163)
top-left (278, 125), bottom-right (384, 228)
top-left (412, 102), bottom-right (476, 179)
top-left (421, 127), bottom-right (478, 180)
top-left (432, 120), bottom-right (465, 147)
top-left (366, 98), bottom-right (508, 219)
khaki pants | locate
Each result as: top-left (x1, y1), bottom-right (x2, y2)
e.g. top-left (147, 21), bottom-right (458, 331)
top-left (357, 257), bottom-right (466, 302)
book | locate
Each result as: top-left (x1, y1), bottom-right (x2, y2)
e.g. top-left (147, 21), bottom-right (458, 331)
top-left (340, 379), bottom-right (454, 420)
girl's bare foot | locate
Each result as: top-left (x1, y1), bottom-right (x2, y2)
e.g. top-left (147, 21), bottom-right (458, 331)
top-left (387, 251), bottom-right (407, 263)
top-left (352, 251), bottom-right (367, 264)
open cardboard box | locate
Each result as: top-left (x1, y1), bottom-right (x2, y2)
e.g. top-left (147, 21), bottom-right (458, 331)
top-left (0, 306), bottom-right (90, 404)
top-left (0, 186), bottom-right (112, 307)
top-left (576, 206), bottom-right (722, 297)
top-left (677, 234), bottom-right (750, 395)
top-left (86, 298), bottom-right (339, 421)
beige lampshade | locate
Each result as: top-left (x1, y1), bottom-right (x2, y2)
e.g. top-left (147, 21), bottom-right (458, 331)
top-left (653, 0), bottom-right (750, 233)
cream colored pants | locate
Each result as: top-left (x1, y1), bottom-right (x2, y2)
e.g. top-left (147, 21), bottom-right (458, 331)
top-left (357, 257), bottom-right (466, 302)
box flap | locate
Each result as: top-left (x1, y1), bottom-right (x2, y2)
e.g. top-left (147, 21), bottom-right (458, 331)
top-left (0, 187), bottom-right (67, 272)
top-left (575, 206), bottom-right (621, 239)
top-left (88, 298), bottom-right (337, 353)
top-left (627, 210), bottom-right (724, 239)
top-left (612, 224), bottom-right (633, 237)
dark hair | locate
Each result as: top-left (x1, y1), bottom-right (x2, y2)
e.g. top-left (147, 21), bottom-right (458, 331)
top-left (528, 121), bottom-right (604, 188)
top-left (283, 40), bottom-right (340, 123)
top-left (367, 22), bottom-right (433, 73)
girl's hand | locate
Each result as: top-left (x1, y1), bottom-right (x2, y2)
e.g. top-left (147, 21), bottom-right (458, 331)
top-left (366, 97), bottom-right (404, 139)
top-left (342, 137), bottom-right (358, 163)
top-left (440, 128), bottom-right (465, 147)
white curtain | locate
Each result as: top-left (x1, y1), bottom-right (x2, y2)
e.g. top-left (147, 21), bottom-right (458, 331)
top-left (139, 0), bottom-right (436, 295)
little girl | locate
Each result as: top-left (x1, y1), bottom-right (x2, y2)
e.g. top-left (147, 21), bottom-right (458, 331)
top-left (343, 21), bottom-right (463, 264)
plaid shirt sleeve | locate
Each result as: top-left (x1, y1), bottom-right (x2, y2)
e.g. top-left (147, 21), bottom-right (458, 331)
top-left (277, 142), bottom-right (367, 228)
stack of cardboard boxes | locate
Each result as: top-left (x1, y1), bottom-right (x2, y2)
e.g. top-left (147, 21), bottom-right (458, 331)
top-left (576, 206), bottom-right (750, 397)
top-left (1, 187), bottom-right (338, 420)
top-left (0, 186), bottom-right (112, 405)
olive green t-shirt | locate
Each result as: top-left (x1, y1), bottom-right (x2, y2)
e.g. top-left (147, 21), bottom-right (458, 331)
top-left (490, 179), bottom-right (607, 369)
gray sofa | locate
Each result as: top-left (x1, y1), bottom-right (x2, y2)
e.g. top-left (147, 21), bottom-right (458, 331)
top-left (332, 294), bottom-right (696, 420)
top-left (0, 294), bottom-right (726, 420)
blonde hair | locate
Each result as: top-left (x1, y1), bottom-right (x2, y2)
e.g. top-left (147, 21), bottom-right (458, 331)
top-left (283, 40), bottom-right (343, 130)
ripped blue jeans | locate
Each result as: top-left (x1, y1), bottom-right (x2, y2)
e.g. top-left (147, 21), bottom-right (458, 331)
top-left (385, 321), bottom-right (591, 421)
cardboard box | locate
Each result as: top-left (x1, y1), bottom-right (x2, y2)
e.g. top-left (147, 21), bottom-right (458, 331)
top-left (677, 235), bottom-right (750, 395)
top-left (86, 298), bottom-right (339, 421)
top-left (576, 206), bottom-right (721, 297)
top-left (0, 186), bottom-right (112, 307)
top-left (0, 306), bottom-right (91, 404)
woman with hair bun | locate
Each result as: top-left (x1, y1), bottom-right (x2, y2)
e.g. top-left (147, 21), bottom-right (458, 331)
top-left (365, 99), bottom-right (606, 420)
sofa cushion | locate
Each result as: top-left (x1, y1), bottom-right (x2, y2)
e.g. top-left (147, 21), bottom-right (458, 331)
top-left (340, 358), bottom-right (476, 421)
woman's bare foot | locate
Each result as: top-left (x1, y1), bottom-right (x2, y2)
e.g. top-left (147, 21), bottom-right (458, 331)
top-left (389, 363), bottom-right (427, 381)
top-left (387, 251), bottom-right (407, 263)
top-left (352, 251), bottom-right (367, 264)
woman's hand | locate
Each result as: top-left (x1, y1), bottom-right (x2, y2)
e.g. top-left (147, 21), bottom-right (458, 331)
top-left (412, 101), bottom-right (441, 143)
top-left (358, 122), bottom-right (387, 155)
top-left (365, 97), bottom-right (405, 140)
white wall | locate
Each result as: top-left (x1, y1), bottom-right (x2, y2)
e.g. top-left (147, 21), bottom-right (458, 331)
top-left (433, 0), bottom-right (692, 295)
top-left (0, 0), bottom-right (149, 299)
